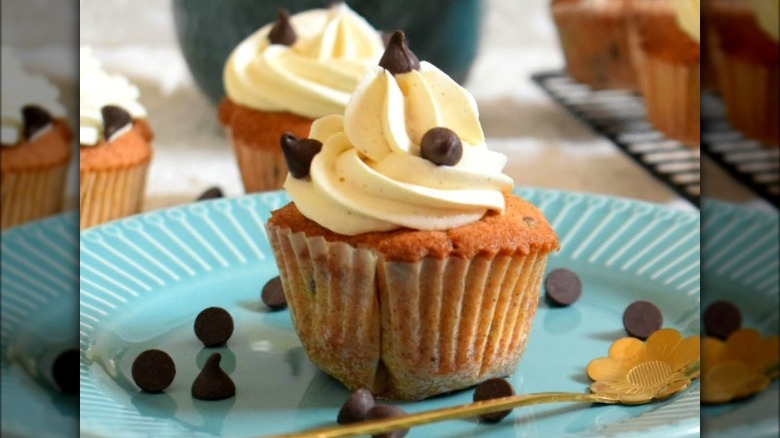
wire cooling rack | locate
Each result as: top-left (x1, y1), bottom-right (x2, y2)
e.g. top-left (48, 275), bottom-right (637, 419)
top-left (532, 71), bottom-right (700, 207)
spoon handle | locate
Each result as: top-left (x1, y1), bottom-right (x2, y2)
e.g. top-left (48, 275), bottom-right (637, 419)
top-left (269, 392), bottom-right (617, 438)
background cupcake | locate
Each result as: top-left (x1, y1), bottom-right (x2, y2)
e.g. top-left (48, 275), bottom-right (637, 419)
top-left (1, 47), bottom-right (72, 229)
top-left (551, 0), bottom-right (637, 90)
top-left (219, 3), bottom-right (385, 193)
top-left (266, 33), bottom-right (559, 400)
top-left (80, 47), bottom-right (152, 229)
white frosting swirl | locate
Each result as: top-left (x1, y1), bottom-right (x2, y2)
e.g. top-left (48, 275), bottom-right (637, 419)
top-left (224, 3), bottom-right (384, 120)
top-left (751, 0), bottom-right (779, 42)
top-left (1, 47), bottom-right (66, 147)
top-left (667, 0), bottom-right (700, 42)
top-left (285, 62), bottom-right (514, 236)
top-left (80, 47), bottom-right (146, 146)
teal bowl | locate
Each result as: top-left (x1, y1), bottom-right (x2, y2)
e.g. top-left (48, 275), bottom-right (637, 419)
top-left (172, 0), bottom-right (484, 105)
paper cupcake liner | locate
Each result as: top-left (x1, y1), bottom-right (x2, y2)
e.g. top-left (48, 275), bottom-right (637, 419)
top-left (719, 54), bottom-right (779, 148)
top-left (1, 164), bottom-right (68, 229)
top-left (79, 162), bottom-right (149, 229)
top-left (267, 224), bottom-right (548, 401)
top-left (639, 54), bottom-right (700, 147)
top-left (228, 130), bottom-right (289, 193)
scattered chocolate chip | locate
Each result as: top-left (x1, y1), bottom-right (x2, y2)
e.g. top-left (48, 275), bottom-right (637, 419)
top-left (268, 9), bottom-right (297, 46)
top-left (194, 307), bottom-right (234, 347)
top-left (101, 105), bottom-right (132, 141)
top-left (473, 378), bottom-right (515, 422)
top-left (262, 276), bottom-right (287, 310)
top-left (51, 349), bottom-right (79, 394)
top-left (22, 105), bottom-right (52, 140)
top-left (280, 132), bottom-right (323, 179)
top-left (704, 301), bottom-right (742, 340)
top-left (420, 127), bottom-right (463, 166)
top-left (544, 268), bottom-right (582, 306)
top-left (337, 388), bottom-right (375, 425)
top-left (623, 301), bottom-right (663, 340)
top-left (131, 349), bottom-right (176, 393)
top-left (378, 30), bottom-right (420, 75)
top-left (365, 405), bottom-right (409, 438)
top-left (192, 353), bottom-right (235, 401)
top-left (196, 186), bottom-right (224, 202)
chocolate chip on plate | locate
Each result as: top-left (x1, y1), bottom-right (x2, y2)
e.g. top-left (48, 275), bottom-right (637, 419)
top-left (262, 276), bottom-right (287, 310)
top-left (131, 349), bottom-right (176, 393)
top-left (623, 301), bottom-right (663, 340)
top-left (101, 105), bottom-right (132, 141)
top-left (337, 388), bottom-right (375, 425)
top-left (704, 301), bottom-right (742, 340)
top-left (378, 30), bottom-right (419, 75)
top-left (22, 105), bottom-right (52, 140)
top-left (268, 9), bottom-right (297, 46)
top-left (365, 405), bottom-right (409, 438)
top-left (544, 268), bottom-right (582, 306)
top-left (196, 186), bottom-right (224, 202)
top-left (51, 349), bottom-right (79, 394)
top-left (194, 307), bottom-right (234, 347)
top-left (280, 132), bottom-right (323, 179)
top-left (420, 127), bottom-right (463, 167)
top-left (192, 353), bottom-right (235, 401)
top-left (473, 378), bottom-right (515, 423)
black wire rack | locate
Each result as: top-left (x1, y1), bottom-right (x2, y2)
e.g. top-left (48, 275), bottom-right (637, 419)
top-left (532, 70), bottom-right (701, 208)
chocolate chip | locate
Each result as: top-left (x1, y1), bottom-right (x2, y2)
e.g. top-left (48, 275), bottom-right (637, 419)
top-left (365, 405), bottom-right (409, 438)
top-left (704, 301), bottom-right (742, 340)
top-left (378, 30), bottom-right (419, 75)
top-left (268, 9), bottom-right (297, 46)
top-left (262, 276), bottom-right (287, 310)
top-left (544, 268), bottom-right (582, 306)
top-left (22, 105), bottom-right (52, 140)
top-left (196, 186), bottom-right (224, 202)
top-left (473, 378), bottom-right (515, 423)
top-left (280, 132), bottom-right (323, 179)
top-left (337, 388), bottom-right (375, 425)
top-left (51, 349), bottom-right (78, 394)
top-left (131, 349), bottom-right (176, 393)
top-left (194, 307), bottom-right (234, 347)
top-left (101, 105), bottom-right (132, 142)
top-left (420, 127), bottom-right (463, 166)
top-left (191, 353), bottom-right (235, 401)
top-left (623, 301), bottom-right (663, 340)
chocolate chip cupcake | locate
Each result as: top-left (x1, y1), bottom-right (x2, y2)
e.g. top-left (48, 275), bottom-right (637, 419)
top-left (79, 47), bottom-right (153, 229)
top-left (1, 47), bottom-right (72, 229)
top-left (219, 3), bottom-right (385, 193)
top-left (266, 32), bottom-right (559, 401)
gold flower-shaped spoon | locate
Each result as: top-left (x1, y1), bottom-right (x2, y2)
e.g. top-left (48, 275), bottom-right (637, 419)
top-left (270, 328), bottom-right (700, 438)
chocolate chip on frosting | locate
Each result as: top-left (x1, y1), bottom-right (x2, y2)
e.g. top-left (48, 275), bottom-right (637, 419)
top-left (378, 30), bottom-right (419, 75)
top-left (420, 127), bottom-right (463, 166)
top-left (268, 9), bottom-right (297, 46)
top-left (101, 105), bottom-right (132, 142)
top-left (22, 105), bottom-right (52, 140)
top-left (192, 353), bottom-right (236, 401)
top-left (280, 132), bottom-right (323, 179)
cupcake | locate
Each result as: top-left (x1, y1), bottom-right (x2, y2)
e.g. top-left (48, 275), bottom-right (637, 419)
top-left (80, 47), bottom-right (152, 229)
top-left (631, 0), bottom-right (700, 147)
top-left (220, 3), bottom-right (385, 193)
top-left (1, 47), bottom-right (72, 229)
top-left (551, 0), bottom-right (638, 90)
top-left (712, 0), bottom-right (778, 147)
top-left (266, 32), bottom-right (559, 401)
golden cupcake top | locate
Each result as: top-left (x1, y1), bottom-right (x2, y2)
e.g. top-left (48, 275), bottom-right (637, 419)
top-left (223, 3), bottom-right (385, 120)
top-left (281, 31), bottom-right (514, 236)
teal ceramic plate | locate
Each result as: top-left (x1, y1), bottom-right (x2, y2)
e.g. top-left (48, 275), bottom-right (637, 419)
top-left (80, 188), bottom-right (700, 437)
top-left (700, 200), bottom-right (779, 438)
top-left (1, 212), bottom-right (79, 438)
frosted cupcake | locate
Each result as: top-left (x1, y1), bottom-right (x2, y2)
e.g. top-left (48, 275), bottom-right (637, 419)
top-left (220, 3), bottom-right (385, 193)
top-left (1, 47), bottom-right (72, 229)
top-left (80, 47), bottom-right (152, 229)
top-left (266, 32), bottom-right (559, 401)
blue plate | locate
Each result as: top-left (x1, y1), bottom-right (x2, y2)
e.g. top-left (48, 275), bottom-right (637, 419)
top-left (79, 188), bottom-right (700, 437)
top-left (700, 200), bottom-right (779, 438)
top-left (1, 212), bottom-right (79, 437)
